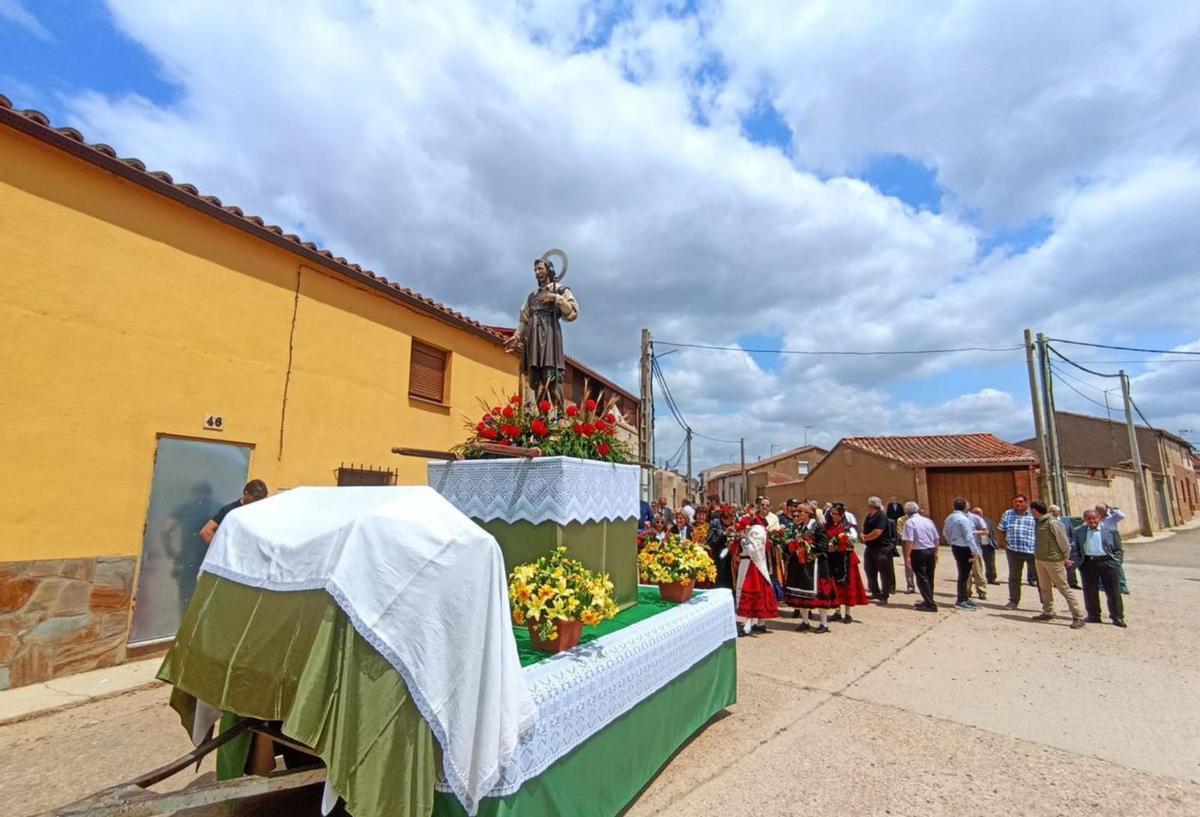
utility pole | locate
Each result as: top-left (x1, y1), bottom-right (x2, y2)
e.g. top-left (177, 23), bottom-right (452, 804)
top-left (1120, 370), bottom-right (1154, 537)
top-left (739, 437), bottom-right (747, 506)
top-left (639, 329), bottom-right (654, 504)
top-left (1024, 329), bottom-right (1052, 501)
top-left (1037, 332), bottom-right (1068, 511)
top-left (685, 428), bottom-right (693, 502)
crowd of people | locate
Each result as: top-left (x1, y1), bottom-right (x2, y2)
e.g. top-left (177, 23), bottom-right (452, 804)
top-left (639, 492), bottom-right (1129, 636)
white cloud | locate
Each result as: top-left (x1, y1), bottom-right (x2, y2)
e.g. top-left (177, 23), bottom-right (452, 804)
top-left (702, 0), bottom-right (1200, 227)
top-left (37, 0), bottom-right (1200, 469)
top-left (0, 0), bottom-right (53, 40)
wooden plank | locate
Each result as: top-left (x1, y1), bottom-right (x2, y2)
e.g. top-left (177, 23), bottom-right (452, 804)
top-left (391, 446), bottom-right (461, 460)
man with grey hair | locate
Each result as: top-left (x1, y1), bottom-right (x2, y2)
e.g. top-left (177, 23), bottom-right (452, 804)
top-left (1095, 504), bottom-right (1130, 594)
top-left (901, 501), bottom-right (940, 611)
top-left (861, 496), bottom-right (897, 603)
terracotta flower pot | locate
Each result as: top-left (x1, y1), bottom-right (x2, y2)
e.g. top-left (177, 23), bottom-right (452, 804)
top-left (658, 580), bottom-right (695, 603)
top-left (528, 619), bottom-right (584, 653)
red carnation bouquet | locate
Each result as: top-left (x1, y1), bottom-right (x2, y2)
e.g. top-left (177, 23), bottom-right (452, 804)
top-left (456, 383), bottom-right (634, 463)
top-left (829, 530), bottom-right (853, 553)
top-left (769, 525), bottom-right (810, 564)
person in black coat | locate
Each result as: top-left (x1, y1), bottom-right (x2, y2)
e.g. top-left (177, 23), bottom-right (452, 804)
top-left (708, 509), bottom-right (737, 589)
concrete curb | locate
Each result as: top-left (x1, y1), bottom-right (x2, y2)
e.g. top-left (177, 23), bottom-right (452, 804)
top-left (1125, 516), bottom-right (1200, 545)
top-left (0, 657), bottom-right (164, 726)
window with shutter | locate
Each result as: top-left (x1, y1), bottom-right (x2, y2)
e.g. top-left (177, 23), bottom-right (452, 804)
top-left (409, 340), bottom-right (448, 403)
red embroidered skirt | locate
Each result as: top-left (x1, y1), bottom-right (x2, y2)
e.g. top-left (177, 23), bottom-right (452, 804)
top-left (737, 564), bottom-right (779, 619)
top-left (832, 549), bottom-right (870, 607)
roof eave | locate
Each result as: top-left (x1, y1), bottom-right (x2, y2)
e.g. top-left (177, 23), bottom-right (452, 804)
top-left (0, 103), bottom-right (504, 347)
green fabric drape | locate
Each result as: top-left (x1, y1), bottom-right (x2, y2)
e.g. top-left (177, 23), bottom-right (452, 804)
top-left (432, 640), bottom-right (737, 817)
top-left (159, 576), bottom-right (731, 817)
top-left (159, 573), bottom-right (437, 817)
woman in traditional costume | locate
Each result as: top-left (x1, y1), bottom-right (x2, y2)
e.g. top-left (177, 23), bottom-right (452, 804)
top-left (691, 508), bottom-right (714, 588)
top-left (826, 503), bottom-right (869, 622)
top-left (708, 509), bottom-right (736, 589)
top-left (735, 524), bottom-right (779, 636)
top-left (784, 504), bottom-right (836, 633)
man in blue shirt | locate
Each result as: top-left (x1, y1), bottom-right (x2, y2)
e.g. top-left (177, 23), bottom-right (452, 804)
top-left (1096, 504), bottom-right (1130, 594)
top-left (1069, 509), bottom-right (1126, 627)
top-left (998, 494), bottom-right (1038, 610)
top-left (943, 497), bottom-right (982, 610)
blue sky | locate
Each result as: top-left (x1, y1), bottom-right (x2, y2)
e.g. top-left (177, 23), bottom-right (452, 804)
top-left (0, 2), bottom-right (175, 118)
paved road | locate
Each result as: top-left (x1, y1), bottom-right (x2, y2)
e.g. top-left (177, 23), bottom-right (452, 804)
top-left (5, 528), bottom-right (1200, 817)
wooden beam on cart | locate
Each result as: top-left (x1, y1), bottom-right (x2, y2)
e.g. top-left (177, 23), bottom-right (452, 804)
top-left (391, 443), bottom-right (544, 459)
top-left (392, 445), bottom-right (655, 466)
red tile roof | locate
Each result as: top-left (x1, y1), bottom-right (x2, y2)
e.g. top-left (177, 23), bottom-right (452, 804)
top-left (842, 434), bottom-right (1038, 466)
top-left (0, 94), bottom-right (503, 345)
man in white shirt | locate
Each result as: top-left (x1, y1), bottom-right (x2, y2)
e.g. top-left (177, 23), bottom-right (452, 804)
top-left (901, 502), bottom-right (940, 612)
top-left (756, 496), bottom-right (779, 528)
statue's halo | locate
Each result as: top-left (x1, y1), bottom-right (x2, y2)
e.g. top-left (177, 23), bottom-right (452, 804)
top-left (541, 248), bottom-right (569, 282)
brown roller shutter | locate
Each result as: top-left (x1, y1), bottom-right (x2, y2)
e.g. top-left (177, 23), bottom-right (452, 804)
top-left (409, 340), bottom-right (448, 403)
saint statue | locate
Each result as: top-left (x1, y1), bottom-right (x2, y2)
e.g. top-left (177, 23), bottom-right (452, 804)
top-left (504, 252), bottom-right (579, 410)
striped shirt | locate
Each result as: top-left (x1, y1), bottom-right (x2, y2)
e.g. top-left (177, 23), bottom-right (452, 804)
top-left (998, 509), bottom-right (1037, 554)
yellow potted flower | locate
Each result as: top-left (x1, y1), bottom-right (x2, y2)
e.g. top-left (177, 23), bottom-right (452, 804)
top-left (637, 534), bottom-right (717, 603)
top-left (509, 546), bottom-right (619, 652)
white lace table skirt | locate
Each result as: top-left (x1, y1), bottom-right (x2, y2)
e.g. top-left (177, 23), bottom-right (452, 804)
top-left (436, 587), bottom-right (737, 798)
top-left (427, 457), bottom-right (640, 525)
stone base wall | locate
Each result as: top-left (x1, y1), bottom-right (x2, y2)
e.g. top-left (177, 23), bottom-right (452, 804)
top-left (0, 556), bottom-right (136, 690)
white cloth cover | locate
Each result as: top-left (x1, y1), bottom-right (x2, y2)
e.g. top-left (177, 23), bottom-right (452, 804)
top-left (427, 456), bottom-right (639, 524)
top-left (744, 525), bottom-right (772, 582)
top-left (436, 587), bottom-right (738, 798)
top-left (201, 486), bottom-right (537, 816)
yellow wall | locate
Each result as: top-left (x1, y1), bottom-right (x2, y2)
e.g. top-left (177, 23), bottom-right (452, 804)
top-left (0, 126), bottom-right (517, 562)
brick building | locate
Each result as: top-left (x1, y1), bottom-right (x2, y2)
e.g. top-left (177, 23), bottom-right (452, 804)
top-left (1017, 411), bottom-right (1197, 529)
top-left (785, 434), bottom-right (1039, 526)
top-left (702, 446), bottom-right (828, 506)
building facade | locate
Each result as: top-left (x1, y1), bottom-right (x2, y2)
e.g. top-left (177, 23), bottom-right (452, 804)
top-left (0, 100), bottom-right (527, 688)
top-left (1019, 411), bottom-right (1198, 529)
top-left (703, 446), bottom-right (828, 506)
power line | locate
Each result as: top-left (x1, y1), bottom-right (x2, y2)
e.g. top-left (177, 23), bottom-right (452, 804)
top-left (650, 356), bottom-right (689, 433)
top-left (651, 355), bottom-right (742, 445)
top-left (1048, 362), bottom-right (1115, 396)
top-left (1128, 396), bottom-right (1160, 436)
top-left (1047, 338), bottom-right (1200, 356)
top-left (654, 340), bottom-right (1022, 356)
top-left (662, 436), bottom-right (687, 470)
top-left (691, 430), bottom-right (743, 445)
top-left (1049, 365), bottom-right (1113, 412)
top-left (1046, 344), bottom-right (1120, 379)
top-left (1050, 358), bottom-right (1200, 365)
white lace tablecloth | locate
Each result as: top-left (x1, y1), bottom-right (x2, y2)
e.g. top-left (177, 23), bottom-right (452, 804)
top-left (436, 587), bottom-right (737, 799)
top-left (428, 457), bottom-right (640, 525)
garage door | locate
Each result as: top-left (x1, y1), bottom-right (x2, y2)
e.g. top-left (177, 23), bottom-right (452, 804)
top-left (926, 468), bottom-right (1018, 527)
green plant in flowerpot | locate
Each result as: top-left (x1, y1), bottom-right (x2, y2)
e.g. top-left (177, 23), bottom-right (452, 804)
top-left (508, 547), bottom-right (619, 652)
top-left (637, 534), bottom-right (717, 603)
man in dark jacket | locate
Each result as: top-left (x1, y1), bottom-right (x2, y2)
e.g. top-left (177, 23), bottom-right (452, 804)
top-left (1069, 509), bottom-right (1126, 627)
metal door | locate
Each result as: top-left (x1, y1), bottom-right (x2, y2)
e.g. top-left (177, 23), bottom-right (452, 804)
top-left (128, 437), bottom-right (252, 644)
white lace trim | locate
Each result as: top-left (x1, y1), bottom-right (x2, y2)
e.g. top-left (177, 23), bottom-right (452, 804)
top-left (435, 587), bottom-right (737, 798)
top-left (427, 457), bottom-right (640, 525)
